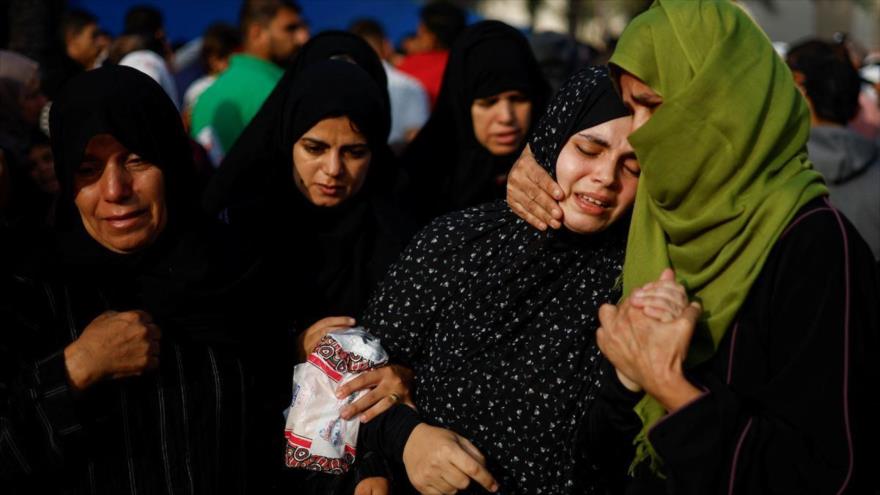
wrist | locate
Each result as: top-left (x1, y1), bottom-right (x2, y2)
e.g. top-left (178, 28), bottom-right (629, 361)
top-left (63, 342), bottom-right (98, 392)
top-left (644, 369), bottom-right (702, 412)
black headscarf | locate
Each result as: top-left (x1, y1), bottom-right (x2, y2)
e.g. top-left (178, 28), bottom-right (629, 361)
top-left (214, 58), bottom-right (412, 329)
top-left (401, 20), bottom-right (551, 224)
top-left (48, 65), bottom-right (251, 344)
top-left (530, 66), bottom-right (630, 174)
top-left (362, 66), bottom-right (632, 493)
top-left (202, 31), bottom-right (391, 216)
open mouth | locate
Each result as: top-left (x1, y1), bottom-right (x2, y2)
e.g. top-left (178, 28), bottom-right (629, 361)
top-left (576, 193), bottom-right (610, 208)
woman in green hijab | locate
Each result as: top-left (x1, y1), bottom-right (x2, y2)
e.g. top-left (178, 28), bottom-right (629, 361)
top-left (508, 0), bottom-right (879, 493)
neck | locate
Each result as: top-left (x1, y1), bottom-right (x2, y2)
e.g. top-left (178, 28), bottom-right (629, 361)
top-left (242, 41), bottom-right (271, 63)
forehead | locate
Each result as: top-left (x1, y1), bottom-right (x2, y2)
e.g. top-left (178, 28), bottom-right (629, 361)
top-left (301, 116), bottom-right (367, 143)
top-left (572, 116), bottom-right (633, 146)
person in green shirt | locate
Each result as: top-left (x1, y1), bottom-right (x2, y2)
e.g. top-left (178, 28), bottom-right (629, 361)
top-left (191, 0), bottom-right (308, 165)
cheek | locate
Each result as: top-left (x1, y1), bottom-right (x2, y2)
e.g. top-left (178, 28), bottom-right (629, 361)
top-left (470, 107), bottom-right (490, 144)
top-left (515, 102), bottom-right (532, 128)
top-left (552, 149), bottom-right (582, 195)
top-left (348, 157), bottom-right (372, 192)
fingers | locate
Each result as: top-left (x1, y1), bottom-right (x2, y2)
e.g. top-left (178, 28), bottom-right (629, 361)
top-left (314, 316), bottom-right (356, 330)
top-left (598, 303), bottom-right (619, 329)
top-left (457, 436), bottom-right (486, 466)
top-left (659, 268), bottom-right (675, 282)
top-left (508, 197), bottom-right (548, 231)
top-left (339, 387), bottom-right (381, 420)
top-left (526, 162), bottom-right (564, 202)
top-left (506, 152), bottom-right (563, 230)
top-left (681, 301), bottom-right (702, 325)
top-left (127, 310), bottom-right (154, 324)
top-left (448, 443), bottom-right (498, 492)
top-left (336, 368), bottom-right (382, 399)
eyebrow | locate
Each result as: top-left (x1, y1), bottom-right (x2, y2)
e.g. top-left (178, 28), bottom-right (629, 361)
top-left (576, 133), bottom-right (610, 148)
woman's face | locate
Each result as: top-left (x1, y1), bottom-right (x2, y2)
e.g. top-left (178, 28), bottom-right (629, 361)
top-left (27, 144), bottom-right (59, 194)
top-left (73, 134), bottom-right (167, 253)
top-left (555, 116), bottom-right (640, 234)
top-left (19, 76), bottom-right (47, 126)
top-left (292, 116), bottom-right (372, 207)
top-left (618, 72), bottom-right (663, 133)
top-left (471, 90), bottom-right (532, 155)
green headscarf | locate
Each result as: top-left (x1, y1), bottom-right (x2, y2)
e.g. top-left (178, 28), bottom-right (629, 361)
top-left (608, 0), bottom-right (828, 473)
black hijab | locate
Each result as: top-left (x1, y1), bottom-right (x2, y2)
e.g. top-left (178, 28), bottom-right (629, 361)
top-left (401, 20), bottom-right (551, 224)
top-left (215, 59), bottom-right (412, 328)
top-left (202, 31), bottom-right (391, 216)
top-left (49, 65), bottom-right (252, 344)
top-left (363, 66), bottom-right (631, 493)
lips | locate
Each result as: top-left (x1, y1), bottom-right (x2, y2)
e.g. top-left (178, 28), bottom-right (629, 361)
top-left (572, 192), bottom-right (613, 215)
top-left (316, 184), bottom-right (344, 196)
top-left (492, 131), bottom-right (520, 146)
top-left (103, 209), bottom-right (148, 229)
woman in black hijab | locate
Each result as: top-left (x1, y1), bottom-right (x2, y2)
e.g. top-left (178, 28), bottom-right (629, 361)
top-left (205, 34), bottom-right (413, 334)
top-left (0, 65), bottom-right (270, 493)
top-left (400, 20), bottom-right (550, 225)
top-left (201, 31), bottom-right (392, 217)
top-left (358, 66), bottom-right (642, 493)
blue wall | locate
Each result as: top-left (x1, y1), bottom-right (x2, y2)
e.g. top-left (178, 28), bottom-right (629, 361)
top-left (71, 0), bottom-right (428, 46)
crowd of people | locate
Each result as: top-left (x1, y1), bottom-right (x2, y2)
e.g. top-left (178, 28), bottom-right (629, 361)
top-left (1, 0), bottom-right (879, 494)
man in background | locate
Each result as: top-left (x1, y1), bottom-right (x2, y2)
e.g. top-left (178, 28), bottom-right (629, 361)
top-left (787, 39), bottom-right (880, 261)
top-left (191, 0), bottom-right (308, 166)
top-left (350, 18), bottom-right (429, 152)
top-left (396, 1), bottom-right (466, 108)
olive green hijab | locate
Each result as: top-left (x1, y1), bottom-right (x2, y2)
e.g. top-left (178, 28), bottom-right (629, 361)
top-left (609, 0), bottom-right (827, 472)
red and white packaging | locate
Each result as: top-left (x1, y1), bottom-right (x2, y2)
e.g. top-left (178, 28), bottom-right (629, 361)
top-left (283, 328), bottom-right (388, 474)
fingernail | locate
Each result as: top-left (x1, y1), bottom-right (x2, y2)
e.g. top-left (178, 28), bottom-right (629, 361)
top-left (491, 483), bottom-right (499, 492)
top-left (348, 318), bottom-right (356, 325)
top-left (359, 415), bottom-right (367, 423)
top-left (553, 189), bottom-right (563, 199)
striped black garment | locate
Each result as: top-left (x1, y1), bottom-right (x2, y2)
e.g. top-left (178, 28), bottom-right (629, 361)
top-left (0, 270), bottom-right (253, 495)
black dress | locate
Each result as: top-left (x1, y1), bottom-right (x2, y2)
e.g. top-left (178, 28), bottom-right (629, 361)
top-left (586, 199), bottom-right (880, 494)
top-left (362, 66), bottom-right (634, 494)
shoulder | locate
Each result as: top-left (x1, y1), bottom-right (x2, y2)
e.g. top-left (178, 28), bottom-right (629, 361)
top-left (762, 198), bottom-right (875, 285)
top-left (404, 200), bottom-right (529, 255)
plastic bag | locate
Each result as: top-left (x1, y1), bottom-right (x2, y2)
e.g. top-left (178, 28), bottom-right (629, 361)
top-left (283, 327), bottom-right (388, 474)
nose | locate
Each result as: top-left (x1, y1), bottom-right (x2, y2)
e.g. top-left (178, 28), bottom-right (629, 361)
top-left (497, 98), bottom-right (516, 125)
top-left (100, 163), bottom-right (133, 203)
top-left (323, 150), bottom-right (343, 177)
top-left (592, 158), bottom-right (616, 188)
top-left (630, 108), bottom-right (650, 134)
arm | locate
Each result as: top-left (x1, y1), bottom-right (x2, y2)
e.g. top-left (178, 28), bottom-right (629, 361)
top-left (601, 212), bottom-right (879, 494)
top-left (1, 293), bottom-right (158, 482)
top-left (359, 405), bottom-right (498, 494)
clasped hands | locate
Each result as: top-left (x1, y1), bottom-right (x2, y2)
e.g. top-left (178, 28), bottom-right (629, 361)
top-left (596, 268), bottom-right (704, 412)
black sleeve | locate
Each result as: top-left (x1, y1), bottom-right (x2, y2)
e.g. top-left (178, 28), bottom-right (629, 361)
top-left (581, 359), bottom-right (645, 493)
top-left (1, 335), bottom-right (84, 483)
top-left (646, 207), bottom-right (880, 494)
top-left (357, 404), bottom-right (422, 464)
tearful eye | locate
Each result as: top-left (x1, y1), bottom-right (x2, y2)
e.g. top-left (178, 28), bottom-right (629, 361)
top-left (576, 146), bottom-right (601, 157)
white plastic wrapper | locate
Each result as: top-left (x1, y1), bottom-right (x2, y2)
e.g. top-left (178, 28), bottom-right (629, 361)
top-left (284, 327), bottom-right (388, 474)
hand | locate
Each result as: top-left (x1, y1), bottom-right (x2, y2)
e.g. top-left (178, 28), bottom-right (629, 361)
top-left (629, 269), bottom-right (689, 322)
top-left (596, 293), bottom-right (703, 411)
top-left (403, 424), bottom-right (498, 494)
top-left (336, 364), bottom-right (415, 422)
top-left (354, 476), bottom-right (390, 495)
top-left (506, 144), bottom-right (564, 231)
top-left (64, 310), bottom-right (161, 392)
top-left (296, 316), bottom-right (356, 362)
